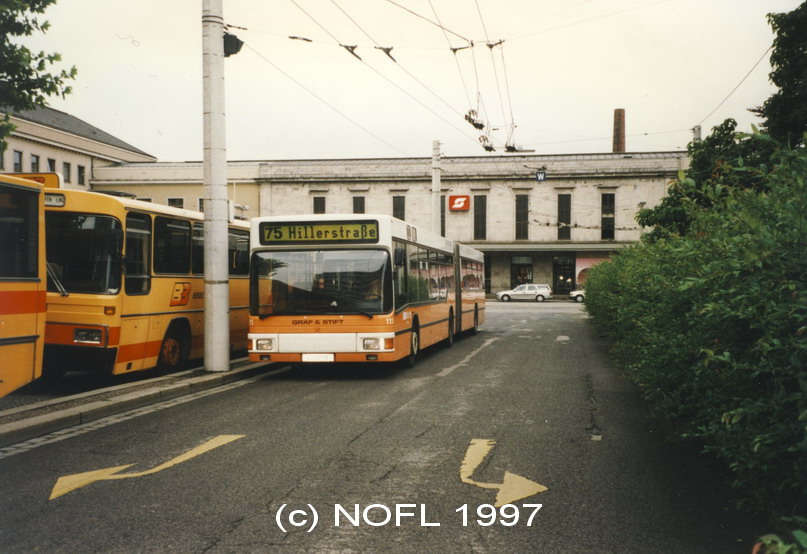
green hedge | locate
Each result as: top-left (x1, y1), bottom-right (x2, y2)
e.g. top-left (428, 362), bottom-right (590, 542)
top-left (585, 141), bottom-right (807, 522)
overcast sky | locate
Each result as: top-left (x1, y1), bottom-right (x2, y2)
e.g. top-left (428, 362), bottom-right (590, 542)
top-left (21, 0), bottom-right (801, 161)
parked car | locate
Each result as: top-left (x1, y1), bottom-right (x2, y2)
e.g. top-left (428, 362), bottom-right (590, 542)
top-left (496, 284), bottom-right (553, 302)
top-left (569, 289), bottom-right (586, 302)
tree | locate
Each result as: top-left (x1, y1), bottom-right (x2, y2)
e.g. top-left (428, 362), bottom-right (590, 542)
top-left (0, 0), bottom-right (76, 152)
top-left (636, 119), bottom-right (777, 240)
top-left (753, 2), bottom-right (807, 147)
top-left (637, 3), bottom-right (805, 240)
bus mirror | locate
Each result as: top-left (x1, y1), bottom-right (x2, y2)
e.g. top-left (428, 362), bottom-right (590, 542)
top-left (394, 247), bottom-right (406, 267)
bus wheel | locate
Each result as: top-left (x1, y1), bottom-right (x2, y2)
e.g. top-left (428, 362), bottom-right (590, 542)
top-left (444, 311), bottom-right (455, 348)
top-left (469, 306), bottom-right (479, 335)
top-left (157, 328), bottom-right (187, 372)
top-left (401, 321), bottom-right (419, 368)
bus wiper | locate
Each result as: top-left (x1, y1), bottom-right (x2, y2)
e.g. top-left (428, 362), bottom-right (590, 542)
top-left (46, 263), bottom-right (69, 297)
top-left (331, 298), bottom-right (374, 319)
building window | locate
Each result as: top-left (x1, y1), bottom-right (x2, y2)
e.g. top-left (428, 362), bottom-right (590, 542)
top-left (515, 194), bottom-right (529, 240)
top-left (77, 165), bottom-right (86, 185)
top-left (167, 197), bottom-right (184, 209)
top-left (0, 150), bottom-right (4, 170)
top-left (31, 154), bottom-right (40, 172)
top-left (62, 162), bottom-right (71, 183)
top-left (313, 196), bottom-right (325, 214)
top-left (558, 194), bottom-right (571, 240)
top-left (392, 196), bottom-right (405, 220)
top-left (440, 194), bottom-right (446, 237)
top-left (473, 195), bottom-right (487, 240)
top-left (47, 158), bottom-right (56, 171)
top-left (14, 151), bottom-right (23, 172)
top-left (353, 196), bottom-right (365, 214)
top-left (601, 193), bottom-right (615, 240)
top-left (198, 198), bottom-right (204, 212)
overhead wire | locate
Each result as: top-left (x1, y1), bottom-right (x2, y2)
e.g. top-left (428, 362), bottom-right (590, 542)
top-left (243, 42), bottom-right (412, 157)
top-left (697, 45), bottom-right (773, 127)
top-left (331, 0), bottom-right (464, 120)
top-left (474, 0), bottom-right (518, 150)
top-left (288, 0), bottom-right (482, 149)
top-left (427, 0), bottom-right (472, 110)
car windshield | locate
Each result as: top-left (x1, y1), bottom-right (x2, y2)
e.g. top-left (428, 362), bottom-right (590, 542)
top-left (250, 249), bottom-right (391, 318)
top-left (45, 212), bottom-right (122, 294)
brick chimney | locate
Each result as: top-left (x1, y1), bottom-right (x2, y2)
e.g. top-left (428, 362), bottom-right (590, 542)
top-left (612, 109), bottom-right (625, 153)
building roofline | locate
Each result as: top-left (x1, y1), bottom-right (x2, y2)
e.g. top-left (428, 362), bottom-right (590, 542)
top-left (3, 106), bottom-right (155, 160)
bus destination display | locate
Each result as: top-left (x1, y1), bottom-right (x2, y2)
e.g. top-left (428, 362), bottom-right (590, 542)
top-left (260, 220), bottom-right (379, 245)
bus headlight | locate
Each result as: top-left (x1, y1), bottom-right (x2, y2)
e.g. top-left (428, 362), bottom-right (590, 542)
top-left (255, 338), bottom-right (275, 351)
top-left (363, 338), bottom-right (381, 350)
top-left (74, 328), bottom-right (103, 345)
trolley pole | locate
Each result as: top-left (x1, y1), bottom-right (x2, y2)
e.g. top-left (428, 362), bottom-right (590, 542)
top-left (202, 0), bottom-right (230, 372)
top-left (431, 140), bottom-right (441, 235)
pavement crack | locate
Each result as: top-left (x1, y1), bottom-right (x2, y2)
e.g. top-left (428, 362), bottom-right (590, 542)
top-left (585, 374), bottom-right (603, 440)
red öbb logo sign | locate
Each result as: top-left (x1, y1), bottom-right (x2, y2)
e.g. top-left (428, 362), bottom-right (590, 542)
top-left (448, 195), bottom-right (471, 211)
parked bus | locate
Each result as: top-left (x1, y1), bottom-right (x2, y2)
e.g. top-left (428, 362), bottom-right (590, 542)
top-left (248, 214), bottom-right (485, 366)
top-left (42, 187), bottom-right (250, 377)
top-left (0, 174), bottom-right (46, 396)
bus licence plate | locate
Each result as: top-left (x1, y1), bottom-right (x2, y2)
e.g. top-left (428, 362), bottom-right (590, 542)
top-left (302, 353), bottom-right (334, 362)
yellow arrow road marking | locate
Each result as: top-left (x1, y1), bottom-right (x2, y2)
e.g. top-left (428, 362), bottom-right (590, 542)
top-left (460, 438), bottom-right (548, 507)
top-left (50, 435), bottom-right (245, 500)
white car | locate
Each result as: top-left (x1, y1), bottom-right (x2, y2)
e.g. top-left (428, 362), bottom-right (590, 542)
top-left (569, 289), bottom-right (586, 302)
top-left (496, 284), bottom-right (553, 302)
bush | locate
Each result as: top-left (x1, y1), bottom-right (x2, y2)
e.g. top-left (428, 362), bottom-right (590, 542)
top-left (585, 138), bottom-right (807, 524)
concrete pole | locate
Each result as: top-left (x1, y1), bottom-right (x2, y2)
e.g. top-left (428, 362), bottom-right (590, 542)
top-left (431, 140), bottom-right (441, 235)
top-left (202, 0), bottom-right (230, 372)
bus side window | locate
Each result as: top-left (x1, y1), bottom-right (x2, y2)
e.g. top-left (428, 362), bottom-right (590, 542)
top-left (228, 229), bottom-right (249, 276)
top-left (393, 241), bottom-right (409, 308)
top-left (125, 212), bottom-right (151, 295)
top-left (154, 217), bottom-right (191, 274)
top-left (192, 223), bottom-right (204, 275)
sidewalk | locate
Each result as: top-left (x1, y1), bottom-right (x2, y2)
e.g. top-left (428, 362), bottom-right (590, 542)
top-left (0, 359), bottom-right (277, 448)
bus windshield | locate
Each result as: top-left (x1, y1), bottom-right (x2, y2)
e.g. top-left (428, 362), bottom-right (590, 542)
top-left (45, 212), bottom-right (123, 294)
top-left (251, 249), bottom-right (391, 318)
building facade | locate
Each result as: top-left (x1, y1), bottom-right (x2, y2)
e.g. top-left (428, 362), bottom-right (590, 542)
top-left (91, 152), bottom-right (687, 295)
top-left (1, 107), bottom-right (156, 189)
top-left (3, 107), bottom-right (686, 295)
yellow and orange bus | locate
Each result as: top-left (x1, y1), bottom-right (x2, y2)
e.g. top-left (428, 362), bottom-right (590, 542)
top-left (248, 214), bottom-right (485, 366)
top-left (0, 174), bottom-right (46, 396)
top-left (42, 187), bottom-right (250, 377)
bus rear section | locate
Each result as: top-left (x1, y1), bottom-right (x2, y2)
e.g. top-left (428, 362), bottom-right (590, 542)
top-left (0, 175), bottom-right (46, 396)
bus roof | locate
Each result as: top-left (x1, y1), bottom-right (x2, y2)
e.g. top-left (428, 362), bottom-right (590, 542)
top-left (44, 188), bottom-right (248, 229)
top-left (1, 173), bottom-right (46, 190)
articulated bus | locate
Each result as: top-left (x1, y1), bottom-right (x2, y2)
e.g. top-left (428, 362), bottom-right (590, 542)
top-left (248, 214), bottom-right (485, 366)
top-left (0, 174), bottom-right (46, 396)
top-left (42, 187), bottom-right (250, 377)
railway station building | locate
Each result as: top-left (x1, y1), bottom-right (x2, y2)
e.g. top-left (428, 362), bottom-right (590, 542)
top-left (4, 107), bottom-right (687, 295)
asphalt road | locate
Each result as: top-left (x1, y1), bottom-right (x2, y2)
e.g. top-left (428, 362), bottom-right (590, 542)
top-left (0, 302), bottom-right (762, 552)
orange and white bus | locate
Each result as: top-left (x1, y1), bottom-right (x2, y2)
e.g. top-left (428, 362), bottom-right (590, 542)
top-left (0, 174), bottom-right (46, 396)
top-left (42, 187), bottom-right (250, 377)
top-left (248, 214), bottom-right (485, 366)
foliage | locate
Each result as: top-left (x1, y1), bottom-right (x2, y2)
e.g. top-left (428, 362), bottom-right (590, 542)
top-left (637, 119), bottom-right (777, 240)
top-left (0, 0), bottom-right (76, 151)
top-left (752, 2), bottom-right (807, 147)
top-left (586, 136), bottom-right (807, 527)
top-left (639, 2), bottom-right (806, 239)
